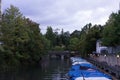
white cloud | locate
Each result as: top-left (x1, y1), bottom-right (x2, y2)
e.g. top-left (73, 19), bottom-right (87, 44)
top-left (2, 0), bottom-right (120, 33)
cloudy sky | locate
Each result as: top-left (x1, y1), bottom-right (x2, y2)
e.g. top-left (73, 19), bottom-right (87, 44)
top-left (2, 0), bottom-right (120, 33)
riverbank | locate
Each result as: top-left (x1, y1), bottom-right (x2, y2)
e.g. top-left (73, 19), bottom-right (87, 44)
top-left (87, 55), bottom-right (120, 79)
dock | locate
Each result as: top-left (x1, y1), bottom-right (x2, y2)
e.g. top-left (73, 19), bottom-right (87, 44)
top-left (87, 58), bottom-right (120, 79)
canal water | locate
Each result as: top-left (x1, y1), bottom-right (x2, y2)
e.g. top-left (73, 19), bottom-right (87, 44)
top-left (0, 59), bottom-right (70, 80)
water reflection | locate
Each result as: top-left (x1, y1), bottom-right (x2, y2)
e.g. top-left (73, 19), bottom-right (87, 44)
top-left (0, 59), bottom-right (70, 80)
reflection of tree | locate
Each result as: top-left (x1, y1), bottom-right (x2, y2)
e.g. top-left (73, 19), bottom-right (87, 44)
top-left (41, 59), bottom-right (49, 72)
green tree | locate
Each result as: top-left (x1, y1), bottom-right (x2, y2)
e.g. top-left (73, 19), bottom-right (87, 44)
top-left (78, 24), bottom-right (103, 57)
top-left (59, 29), bottom-right (70, 47)
top-left (102, 12), bottom-right (120, 46)
top-left (21, 18), bottom-right (44, 64)
top-left (0, 5), bottom-right (46, 67)
top-left (45, 26), bottom-right (56, 48)
top-left (1, 5), bottom-right (26, 66)
top-left (68, 37), bottom-right (79, 51)
top-left (71, 30), bottom-right (81, 38)
top-left (62, 31), bottom-right (70, 49)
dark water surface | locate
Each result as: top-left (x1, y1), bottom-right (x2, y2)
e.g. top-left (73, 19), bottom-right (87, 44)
top-left (0, 59), bottom-right (70, 80)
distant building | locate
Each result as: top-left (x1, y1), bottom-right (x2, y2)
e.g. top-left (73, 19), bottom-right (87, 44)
top-left (96, 40), bottom-right (108, 54)
top-left (96, 40), bottom-right (120, 54)
top-left (107, 46), bottom-right (120, 54)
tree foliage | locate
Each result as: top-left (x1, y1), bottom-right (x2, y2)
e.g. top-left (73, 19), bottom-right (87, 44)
top-left (45, 27), bottom-right (70, 50)
top-left (0, 5), bottom-right (50, 69)
top-left (1, 4), bottom-right (120, 69)
top-left (77, 24), bottom-right (103, 57)
top-left (45, 26), bottom-right (56, 48)
top-left (68, 37), bottom-right (79, 51)
top-left (102, 12), bottom-right (120, 46)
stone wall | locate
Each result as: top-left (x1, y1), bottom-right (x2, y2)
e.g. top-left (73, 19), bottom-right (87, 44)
top-left (90, 54), bottom-right (120, 67)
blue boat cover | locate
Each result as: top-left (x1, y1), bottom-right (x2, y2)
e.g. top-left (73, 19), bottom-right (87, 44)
top-left (68, 63), bottom-right (112, 80)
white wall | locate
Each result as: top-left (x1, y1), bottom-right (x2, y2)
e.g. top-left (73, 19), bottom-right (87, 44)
top-left (96, 40), bottom-right (107, 53)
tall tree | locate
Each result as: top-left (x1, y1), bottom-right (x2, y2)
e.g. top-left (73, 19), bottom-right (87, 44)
top-left (24, 18), bottom-right (46, 62)
top-left (1, 5), bottom-right (26, 51)
top-left (102, 12), bottom-right (120, 46)
top-left (45, 26), bottom-right (56, 48)
top-left (78, 24), bottom-right (103, 57)
top-left (1, 5), bottom-right (32, 65)
top-left (63, 31), bottom-right (70, 49)
top-left (0, 5), bottom-right (46, 66)
top-left (70, 30), bottom-right (81, 38)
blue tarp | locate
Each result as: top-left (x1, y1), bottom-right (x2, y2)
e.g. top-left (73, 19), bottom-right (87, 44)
top-left (71, 63), bottom-right (96, 70)
top-left (68, 57), bottom-right (112, 80)
top-left (81, 70), bottom-right (112, 79)
top-left (68, 65), bottom-right (112, 80)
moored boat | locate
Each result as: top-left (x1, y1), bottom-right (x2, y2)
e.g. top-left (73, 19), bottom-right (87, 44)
top-left (68, 57), bottom-right (112, 80)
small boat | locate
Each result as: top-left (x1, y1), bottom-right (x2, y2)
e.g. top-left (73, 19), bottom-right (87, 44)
top-left (67, 57), bottom-right (112, 80)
